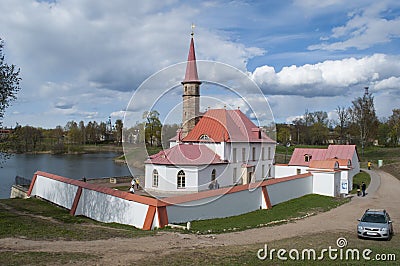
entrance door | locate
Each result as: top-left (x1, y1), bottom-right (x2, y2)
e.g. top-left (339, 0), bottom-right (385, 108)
top-left (247, 171), bottom-right (253, 183)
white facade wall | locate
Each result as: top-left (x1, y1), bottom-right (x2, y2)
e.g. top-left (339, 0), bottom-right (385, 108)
top-left (267, 175), bottom-right (313, 206)
top-left (203, 142), bottom-right (226, 160)
top-left (75, 189), bottom-right (149, 228)
top-left (198, 164), bottom-right (230, 190)
top-left (166, 187), bottom-right (263, 223)
top-left (145, 164), bottom-right (200, 192)
top-left (350, 152), bottom-right (360, 178)
top-left (273, 165), bottom-right (308, 178)
top-left (227, 142), bottom-right (275, 182)
top-left (312, 172), bottom-right (341, 197)
top-left (31, 175), bottom-right (78, 209)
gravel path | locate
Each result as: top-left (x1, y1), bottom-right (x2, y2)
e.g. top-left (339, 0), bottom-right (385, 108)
top-left (1, 169), bottom-right (399, 265)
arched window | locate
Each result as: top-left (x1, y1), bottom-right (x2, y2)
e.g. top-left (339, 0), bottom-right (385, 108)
top-left (177, 170), bottom-right (186, 188)
top-left (304, 154), bottom-right (312, 162)
top-left (211, 169), bottom-right (216, 181)
top-left (199, 134), bottom-right (210, 140)
top-left (152, 169), bottom-right (158, 187)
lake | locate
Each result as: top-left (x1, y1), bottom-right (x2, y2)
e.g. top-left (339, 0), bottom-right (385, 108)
top-left (0, 152), bottom-right (143, 199)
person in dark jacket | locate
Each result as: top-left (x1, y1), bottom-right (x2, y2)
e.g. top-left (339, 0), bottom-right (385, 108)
top-left (361, 182), bottom-right (366, 197)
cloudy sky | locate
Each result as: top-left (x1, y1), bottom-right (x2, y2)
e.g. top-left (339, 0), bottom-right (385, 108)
top-left (0, 0), bottom-right (399, 128)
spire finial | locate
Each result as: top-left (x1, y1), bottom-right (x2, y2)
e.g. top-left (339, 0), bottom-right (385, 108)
top-left (191, 23), bottom-right (195, 37)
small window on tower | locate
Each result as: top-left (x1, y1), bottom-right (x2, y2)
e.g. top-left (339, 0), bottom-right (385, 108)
top-left (199, 134), bottom-right (209, 140)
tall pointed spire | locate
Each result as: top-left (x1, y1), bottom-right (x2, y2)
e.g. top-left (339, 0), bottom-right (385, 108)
top-left (181, 26), bottom-right (201, 137)
top-left (182, 29), bottom-right (200, 84)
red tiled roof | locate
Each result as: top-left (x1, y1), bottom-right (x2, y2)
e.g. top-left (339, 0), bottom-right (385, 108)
top-left (182, 109), bottom-right (275, 143)
top-left (288, 145), bottom-right (358, 167)
top-left (288, 148), bottom-right (327, 166)
top-left (325, 145), bottom-right (357, 161)
top-left (182, 37), bottom-right (200, 84)
top-left (327, 158), bottom-right (351, 168)
top-left (145, 143), bottom-right (226, 165)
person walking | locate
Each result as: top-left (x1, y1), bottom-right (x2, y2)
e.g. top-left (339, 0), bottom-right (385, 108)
top-left (361, 182), bottom-right (366, 197)
top-left (367, 161), bottom-right (372, 170)
top-left (135, 178), bottom-right (140, 189)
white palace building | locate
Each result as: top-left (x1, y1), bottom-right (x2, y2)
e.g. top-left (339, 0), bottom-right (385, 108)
top-left (144, 33), bottom-right (276, 194)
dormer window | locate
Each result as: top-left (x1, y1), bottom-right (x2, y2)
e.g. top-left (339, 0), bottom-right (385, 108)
top-left (199, 134), bottom-right (210, 140)
top-left (304, 154), bottom-right (312, 162)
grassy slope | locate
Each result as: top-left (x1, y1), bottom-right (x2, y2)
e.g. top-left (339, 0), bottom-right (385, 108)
top-left (0, 198), bottom-right (153, 240)
top-left (350, 171), bottom-right (371, 194)
top-left (181, 194), bottom-right (349, 234)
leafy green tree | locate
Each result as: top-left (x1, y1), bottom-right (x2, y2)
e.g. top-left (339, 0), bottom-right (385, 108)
top-left (377, 120), bottom-right (390, 146)
top-left (276, 124), bottom-right (291, 144)
top-left (143, 110), bottom-right (162, 147)
top-left (0, 38), bottom-right (21, 163)
top-left (0, 38), bottom-right (21, 123)
top-left (292, 110), bottom-right (330, 145)
top-left (65, 121), bottom-right (80, 144)
top-left (388, 109), bottom-right (400, 146)
top-left (310, 122), bottom-right (329, 145)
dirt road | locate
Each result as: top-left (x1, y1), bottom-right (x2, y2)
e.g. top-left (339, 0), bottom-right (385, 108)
top-left (1, 169), bottom-right (399, 265)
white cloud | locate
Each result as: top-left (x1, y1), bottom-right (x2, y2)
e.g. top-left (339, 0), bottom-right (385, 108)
top-left (251, 54), bottom-right (400, 97)
top-left (0, 0), bottom-right (265, 127)
top-left (309, 2), bottom-right (400, 51)
top-left (110, 110), bottom-right (126, 119)
top-left (374, 76), bottom-right (400, 91)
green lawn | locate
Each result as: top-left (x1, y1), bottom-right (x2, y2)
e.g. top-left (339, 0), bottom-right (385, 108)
top-left (170, 194), bottom-right (349, 234)
top-left (350, 171), bottom-right (371, 194)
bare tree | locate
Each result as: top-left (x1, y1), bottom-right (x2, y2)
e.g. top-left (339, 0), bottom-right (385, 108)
top-left (336, 106), bottom-right (350, 144)
top-left (349, 89), bottom-right (379, 155)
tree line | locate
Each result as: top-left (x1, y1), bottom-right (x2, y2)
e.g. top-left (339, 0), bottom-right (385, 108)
top-left (123, 110), bottom-right (179, 148)
top-left (276, 91), bottom-right (400, 152)
top-left (2, 119), bottom-right (123, 154)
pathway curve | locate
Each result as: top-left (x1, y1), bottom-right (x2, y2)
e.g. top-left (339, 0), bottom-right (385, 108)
top-left (0, 169), bottom-right (399, 265)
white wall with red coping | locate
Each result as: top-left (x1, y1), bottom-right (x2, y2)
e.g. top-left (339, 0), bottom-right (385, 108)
top-left (27, 171), bottom-right (313, 230)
